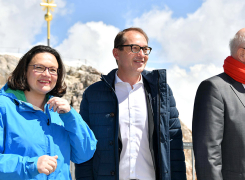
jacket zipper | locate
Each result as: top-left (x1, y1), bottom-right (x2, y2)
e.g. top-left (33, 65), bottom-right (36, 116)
top-left (101, 75), bottom-right (119, 179)
top-left (45, 104), bottom-right (51, 126)
top-left (157, 72), bottom-right (162, 179)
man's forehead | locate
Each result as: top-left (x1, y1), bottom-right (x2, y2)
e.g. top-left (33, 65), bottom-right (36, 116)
top-left (124, 30), bottom-right (145, 37)
top-left (124, 31), bottom-right (148, 44)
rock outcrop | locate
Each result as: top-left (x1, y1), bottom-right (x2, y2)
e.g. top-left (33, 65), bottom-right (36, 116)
top-left (0, 55), bottom-right (19, 85)
top-left (0, 54), bottom-right (195, 180)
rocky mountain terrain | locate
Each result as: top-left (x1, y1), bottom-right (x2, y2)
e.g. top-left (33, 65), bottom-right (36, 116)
top-left (0, 54), bottom-right (195, 180)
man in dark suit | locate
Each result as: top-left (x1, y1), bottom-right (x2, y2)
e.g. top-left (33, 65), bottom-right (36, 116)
top-left (193, 28), bottom-right (245, 180)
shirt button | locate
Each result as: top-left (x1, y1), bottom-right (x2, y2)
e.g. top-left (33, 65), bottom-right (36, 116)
top-left (110, 171), bottom-right (115, 175)
top-left (110, 112), bottom-right (115, 117)
top-left (109, 141), bottom-right (114, 145)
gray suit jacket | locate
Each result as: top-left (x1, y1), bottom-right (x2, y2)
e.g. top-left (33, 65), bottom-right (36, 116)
top-left (192, 72), bottom-right (245, 180)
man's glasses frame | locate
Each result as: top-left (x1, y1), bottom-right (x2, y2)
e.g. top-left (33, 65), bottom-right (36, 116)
top-left (29, 64), bottom-right (59, 75)
top-left (117, 44), bottom-right (152, 55)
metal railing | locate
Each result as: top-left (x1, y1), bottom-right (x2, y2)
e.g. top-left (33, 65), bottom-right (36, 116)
top-left (183, 142), bottom-right (195, 180)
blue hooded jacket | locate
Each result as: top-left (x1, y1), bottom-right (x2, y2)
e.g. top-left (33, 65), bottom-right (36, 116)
top-left (0, 83), bottom-right (97, 180)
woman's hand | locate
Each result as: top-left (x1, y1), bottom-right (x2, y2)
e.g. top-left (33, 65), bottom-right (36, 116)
top-left (47, 97), bottom-right (71, 113)
top-left (37, 155), bottom-right (58, 175)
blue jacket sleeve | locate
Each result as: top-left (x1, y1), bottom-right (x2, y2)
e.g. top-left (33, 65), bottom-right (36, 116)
top-left (75, 90), bottom-right (94, 180)
top-left (168, 85), bottom-right (187, 180)
top-left (59, 105), bottom-right (97, 164)
top-left (0, 108), bottom-right (39, 179)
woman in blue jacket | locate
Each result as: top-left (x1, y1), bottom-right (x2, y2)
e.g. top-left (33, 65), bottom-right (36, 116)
top-left (0, 45), bottom-right (97, 180)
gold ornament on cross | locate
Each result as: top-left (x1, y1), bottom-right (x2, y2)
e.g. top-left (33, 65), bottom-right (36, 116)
top-left (40, 0), bottom-right (57, 46)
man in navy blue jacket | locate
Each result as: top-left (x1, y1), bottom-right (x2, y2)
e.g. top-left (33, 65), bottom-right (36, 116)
top-left (75, 27), bottom-right (186, 180)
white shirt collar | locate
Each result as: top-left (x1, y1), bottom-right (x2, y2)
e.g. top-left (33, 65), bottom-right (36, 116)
top-left (114, 70), bottom-right (143, 86)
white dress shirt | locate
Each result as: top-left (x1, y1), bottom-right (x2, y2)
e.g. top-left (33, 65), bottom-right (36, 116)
top-left (243, 84), bottom-right (245, 89)
top-left (115, 72), bottom-right (155, 180)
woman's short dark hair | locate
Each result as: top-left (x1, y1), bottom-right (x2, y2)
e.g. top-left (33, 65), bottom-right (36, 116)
top-left (7, 45), bottom-right (67, 97)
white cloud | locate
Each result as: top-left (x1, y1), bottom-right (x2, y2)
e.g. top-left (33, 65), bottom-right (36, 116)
top-left (129, 0), bottom-right (245, 129)
top-left (129, 0), bottom-right (245, 67)
top-left (146, 63), bottom-right (223, 129)
top-left (0, 0), bottom-right (43, 52)
top-left (0, 0), bottom-right (68, 53)
top-left (55, 21), bottom-right (119, 73)
top-left (54, 0), bottom-right (74, 16)
top-left (167, 64), bottom-right (223, 129)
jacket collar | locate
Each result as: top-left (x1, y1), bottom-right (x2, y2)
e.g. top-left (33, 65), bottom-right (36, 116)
top-left (102, 68), bottom-right (166, 88)
top-left (101, 69), bottom-right (117, 88)
top-left (0, 83), bottom-right (18, 100)
top-left (229, 76), bottom-right (245, 108)
top-left (142, 69), bottom-right (166, 87)
top-left (0, 83), bottom-right (52, 113)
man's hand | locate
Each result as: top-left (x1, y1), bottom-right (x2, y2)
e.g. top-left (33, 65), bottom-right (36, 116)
top-left (47, 97), bottom-right (71, 113)
top-left (37, 155), bottom-right (58, 175)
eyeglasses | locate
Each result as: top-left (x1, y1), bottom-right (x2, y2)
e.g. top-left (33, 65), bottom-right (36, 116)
top-left (29, 64), bottom-right (59, 75)
top-left (117, 44), bottom-right (152, 55)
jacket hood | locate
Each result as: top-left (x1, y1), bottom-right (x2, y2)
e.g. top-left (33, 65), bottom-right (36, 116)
top-left (0, 83), bottom-right (19, 101)
top-left (0, 83), bottom-right (53, 114)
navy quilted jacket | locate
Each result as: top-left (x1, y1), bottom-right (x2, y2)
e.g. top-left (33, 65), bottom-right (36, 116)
top-left (75, 69), bottom-right (186, 180)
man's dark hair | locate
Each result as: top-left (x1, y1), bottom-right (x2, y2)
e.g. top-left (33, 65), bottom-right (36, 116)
top-left (7, 45), bottom-right (67, 97)
top-left (114, 27), bottom-right (149, 50)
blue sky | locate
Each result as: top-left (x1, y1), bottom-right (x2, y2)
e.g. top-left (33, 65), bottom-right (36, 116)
top-left (1, 0), bottom-right (245, 129)
top-left (33, 0), bottom-right (203, 71)
top-left (37, 0), bottom-right (199, 38)
top-left (42, 0), bottom-right (203, 45)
